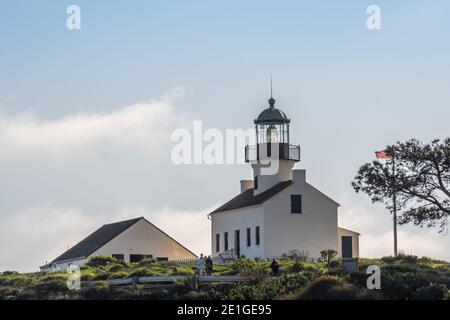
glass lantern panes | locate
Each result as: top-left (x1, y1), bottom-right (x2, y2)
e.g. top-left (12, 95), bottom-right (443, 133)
top-left (256, 123), bottom-right (289, 144)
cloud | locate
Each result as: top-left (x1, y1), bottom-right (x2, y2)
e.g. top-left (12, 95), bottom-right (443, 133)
top-left (0, 204), bottom-right (98, 272)
top-left (338, 193), bottom-right (450, 261)
top-left (0, 86), bottom-right (188, 157)
top-left (0, 203), bottom-right (212, 273)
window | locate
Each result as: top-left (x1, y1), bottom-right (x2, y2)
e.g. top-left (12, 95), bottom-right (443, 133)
top-left (254, 176), bottom-right (258, 190)
top-left (156, 257), bottom-right (168, 262)
top-left (112, 254), bottom-right (124, 261)
top-left (234, 230), bottom-right (240, 258)
top-left (224, 232), bottom-right (228, 251)
top-left (216, 233), bottom-right (220, 252)
top-left (129, 254), bottom-right (144, 263)
top-left (255, 226), bottom-right (260, 246)
top-left (246, 228), bottom-right (251, 247)
top-left (291, 194), bottom-right (302, 214)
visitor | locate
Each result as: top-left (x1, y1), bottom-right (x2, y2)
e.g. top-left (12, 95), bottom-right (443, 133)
top-left (205, 256), bottom-right (213, 275)
top-left (196, 253), bottom-right (206, 276)
top-left (270, 259), bottom-right (280, 276)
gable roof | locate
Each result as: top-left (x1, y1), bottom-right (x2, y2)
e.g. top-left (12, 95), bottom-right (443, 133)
top-left (210, 180), bottom-right (293, 214)
top-left (51, 217), bottom-right (198, 263)
top-left (51, 217), bottom-right (142, 263)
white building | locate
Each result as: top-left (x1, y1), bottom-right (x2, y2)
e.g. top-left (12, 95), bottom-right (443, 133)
top-left (209, 96), bottom-right (360, 261)
top-left (40, 217), bottom-right (197, 270)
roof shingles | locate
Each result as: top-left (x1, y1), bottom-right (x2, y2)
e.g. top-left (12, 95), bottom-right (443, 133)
top-left (210, 180), bottom-right (293, 214)
top-left (51, 217), bottom-right (142, 263)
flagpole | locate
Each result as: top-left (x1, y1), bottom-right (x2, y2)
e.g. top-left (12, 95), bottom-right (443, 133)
top-left (392, 148), bottom-right (398, 256)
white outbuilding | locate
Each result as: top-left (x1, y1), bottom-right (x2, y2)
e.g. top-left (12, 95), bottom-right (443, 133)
top-left (40, 217), bottom-right (197, 271)
top-left (209, 96), bottom-right (360, 261)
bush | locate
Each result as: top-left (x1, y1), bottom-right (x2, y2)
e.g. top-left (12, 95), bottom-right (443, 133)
top-left (31, 277), bottom-right (69, 298)
top-left (1, 271), bottom-right (19, 276)
top-left (381, 256), bottom-right (399, 264)
top-left (402, 255), bottom-right (419, 264)
top-left (232, 259), bottom-right (268, 282)
top-left (413, 283), bottom-right (449, 300)
top-left (296, 276), bottom-right (379, 300)
top-left (80, 281), bottom-right (110, 299)
top-left (222, 272), bottom-right (314, 300)
top-left (107, 263), bottom-right (125, 272)
top-left (138, 258), bottom-right (157, 267)
top-left (128, 268), bottom-right (158, 278)
top-left (171, 265), bottom-right (196, 276)
top-left (0, 286), bottom-right (22, 300)
top-left (86, 256), bottom-right (117, 267)
top-left (107, 272), bottom-right (129, 280)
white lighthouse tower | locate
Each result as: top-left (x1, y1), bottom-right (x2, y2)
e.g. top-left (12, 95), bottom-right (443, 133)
top-left (209, 91), bottom-right (360, 261)
top-left (245, 96), bottom-right (300, 194)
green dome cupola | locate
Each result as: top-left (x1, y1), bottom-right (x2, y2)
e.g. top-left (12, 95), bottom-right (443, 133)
top-left (254, 97), bottom-right (290, 124)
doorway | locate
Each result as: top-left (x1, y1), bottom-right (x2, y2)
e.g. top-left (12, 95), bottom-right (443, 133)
top-left (342, 236), bottom-right (353, 258)
top-left (234, 230), bottom-right (240, 258)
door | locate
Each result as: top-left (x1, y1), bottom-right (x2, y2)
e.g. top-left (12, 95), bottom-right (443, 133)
top-left (342, 236), bottom-right (353, 258)
top-left (234, 230), bottom-right (240, 258)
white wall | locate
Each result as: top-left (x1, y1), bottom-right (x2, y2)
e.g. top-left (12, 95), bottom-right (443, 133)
top-left (42, 257), bottom-right (88, 271)
top-left (263, 169), bottom-right (339, 260)
top-left (91, 219), bottom-right (197, 262)
top-left (211, 206), bottom-right (264, 258)
top-left (251, 159), bottom-right (294, 194)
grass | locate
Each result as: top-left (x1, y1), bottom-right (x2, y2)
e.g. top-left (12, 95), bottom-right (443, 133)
top-left (0, 255), bottom-right (449, 300)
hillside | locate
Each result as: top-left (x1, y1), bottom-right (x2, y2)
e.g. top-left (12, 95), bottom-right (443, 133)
top-left (1, 254), bottom-right (449, 300)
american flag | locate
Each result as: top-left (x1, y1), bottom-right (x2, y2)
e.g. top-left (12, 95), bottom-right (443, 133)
top-left (375, 150), bottom-right (391, 159)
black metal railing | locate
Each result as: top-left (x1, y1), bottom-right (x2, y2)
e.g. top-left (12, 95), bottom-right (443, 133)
top-left (245, 143), bottom-right (300, 162)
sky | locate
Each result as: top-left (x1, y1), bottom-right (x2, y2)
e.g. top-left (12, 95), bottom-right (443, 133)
top-left (0, 0), bottom-right (449, 272)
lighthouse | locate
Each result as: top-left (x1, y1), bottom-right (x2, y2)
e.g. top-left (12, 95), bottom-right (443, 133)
top-left (245, 96), bottom-right (300, 195)
top-left (209, 91), bottom-right (360, 261)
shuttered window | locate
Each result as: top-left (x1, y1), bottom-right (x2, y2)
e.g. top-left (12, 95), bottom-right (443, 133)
top-left (216, 233), bottom-right (220, 252)
top-left (291, 194), bottom-right (302, 214)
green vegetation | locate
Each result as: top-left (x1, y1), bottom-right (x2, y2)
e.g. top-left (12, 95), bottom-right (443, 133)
top-left (1, 254), bottom-right (449, 300)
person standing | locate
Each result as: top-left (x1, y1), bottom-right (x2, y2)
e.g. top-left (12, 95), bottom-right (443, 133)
top-left (270, 259), bottom-right (280, 276)
top-left (196, 253), bottom-right (206, 276)
top-left (205, 256), bottom-right (213, 275)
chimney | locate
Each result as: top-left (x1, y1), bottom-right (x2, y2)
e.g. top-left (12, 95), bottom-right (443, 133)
top-left (240, 180), bottom-right (254, 193)
top-left (292, 169), bottom-right (306, 183)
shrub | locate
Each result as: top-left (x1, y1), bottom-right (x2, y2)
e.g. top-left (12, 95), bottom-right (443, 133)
top-left (1, 271), bottom-right (19, 276)
top-left (171, 265), bottom-right (196, 276)
top-left (223, 272), bottom-right (314, 300)
top-left (381, 256), bottom-right (400, 264)
top-left (296, 276), bottom-right (379, 300)
top-left (86, 256), bottom-right (117, 267)
top-left (81, 270), bottom-right (96, 281)
top-left (138, 258), bottom-right (157, 267)
top-left (92, 272), bottom-right (110, 281)
top-left (413, 283), bottom-right (449, 300)
top-left (402, 255), bottom-right (419, 264)
top-left (0, 286), bottom-right (22, 300)
top-left (320, 249), bottom-right (337, 265)
top-left (232, 259), bottom-right (268, 282)
top-left (31, 277), bottom-right (69, 298)
top-left (107, 272), bottom-right (129, 280)
top-left (80, 281), bottom-right (110, 299)
top-left (128, 268), bottom-right (158, 278)
top-left (106, 263), bottom-right (125, 272)
top-left (327, 259), bottom-right (341, 268)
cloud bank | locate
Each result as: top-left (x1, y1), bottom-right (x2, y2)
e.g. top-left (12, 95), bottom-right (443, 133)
top-left (0, 87), bottom-right (448, 272)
